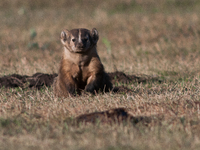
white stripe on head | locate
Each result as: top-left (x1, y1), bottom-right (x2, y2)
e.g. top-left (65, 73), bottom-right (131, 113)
top-left (78, 29), bottom-right (81, 43)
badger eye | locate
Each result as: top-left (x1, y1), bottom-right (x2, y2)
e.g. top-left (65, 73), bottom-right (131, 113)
top-left (72, 39), bottom-right (76, 42)
top-left (82, 38), bottom-right (88, 42)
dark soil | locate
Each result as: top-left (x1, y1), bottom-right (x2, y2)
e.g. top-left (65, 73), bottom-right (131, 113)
top-left (0, 71), bottom-right (162, 93)
top-left (0, 73), bottom-right (57, 89)
top-left (75, 108), bottom-right (158, 125)
top-left (108, 71), bottom-right (162, 84)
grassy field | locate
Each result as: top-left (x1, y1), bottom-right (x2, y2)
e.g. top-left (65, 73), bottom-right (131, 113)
top-left (1, 0), bottom-right (200, 149)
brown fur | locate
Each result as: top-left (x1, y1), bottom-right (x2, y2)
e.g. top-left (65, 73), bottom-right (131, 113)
top-left (53, 28), bottom-right (112, 97)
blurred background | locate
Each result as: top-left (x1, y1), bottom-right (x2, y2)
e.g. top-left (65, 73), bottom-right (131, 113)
top-left (0, 0), bottom-right (200, 80)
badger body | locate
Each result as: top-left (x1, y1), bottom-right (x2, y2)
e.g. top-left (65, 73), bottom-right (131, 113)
top-left (53, 28), bottom-right (112, 97)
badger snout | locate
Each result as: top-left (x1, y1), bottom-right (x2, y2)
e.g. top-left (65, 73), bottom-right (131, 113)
top-left (77, 42), bottom-right (84, 49)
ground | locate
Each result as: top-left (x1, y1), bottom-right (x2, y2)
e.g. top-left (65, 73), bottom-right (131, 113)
top-left (1, 0), bottom-right (200, 150)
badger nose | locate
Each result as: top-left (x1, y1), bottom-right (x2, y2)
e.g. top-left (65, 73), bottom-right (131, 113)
top-left (77, 42), bottom-right (84, 48)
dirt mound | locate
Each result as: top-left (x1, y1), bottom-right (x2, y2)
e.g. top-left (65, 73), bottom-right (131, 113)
top-left (0, 72), bottom-right (161, 91)
top-left (108, 71), bottom-right (161, 84)
top-left (75, 108), bottom-right (153, 125)
top-left (0, 73), bottom-right (57, 89)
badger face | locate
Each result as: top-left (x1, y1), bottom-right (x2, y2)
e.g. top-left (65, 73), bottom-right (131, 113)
top-left (61, 28), bottom-right (99, 53)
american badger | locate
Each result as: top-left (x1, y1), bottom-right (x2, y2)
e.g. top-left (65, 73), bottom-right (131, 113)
top-left (53, 28), bottom-right (112, 97)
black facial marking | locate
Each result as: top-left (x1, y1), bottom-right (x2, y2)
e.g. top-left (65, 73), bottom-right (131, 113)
top-left (80, 29), bottom-right (92, 47)
top-left (82, 38), bottom-right (88, 43)
top-left (68, 28), bottom-right (95, 50)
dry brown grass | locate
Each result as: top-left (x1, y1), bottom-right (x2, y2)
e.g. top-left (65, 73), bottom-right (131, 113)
top-left (1, 0), bottom-right (200, 149)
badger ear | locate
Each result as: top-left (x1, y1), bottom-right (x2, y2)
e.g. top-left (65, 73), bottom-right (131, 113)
top-left (91, 28), bottom-right (99, 44)
top-left (61, 30), bottom-right (69, 45)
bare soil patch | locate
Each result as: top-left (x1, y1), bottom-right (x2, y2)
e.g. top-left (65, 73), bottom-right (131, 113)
top-left (75, 108), bottom-right (158, 125)
top-left (108, 71), bottom-right (161, 84)
top-left (0, 72), bottom-right (162, 93)
top-left (0, 73), bottom-right (57, 89)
